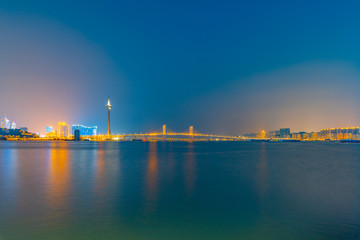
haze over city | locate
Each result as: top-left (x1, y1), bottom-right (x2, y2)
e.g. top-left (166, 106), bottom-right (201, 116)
top-left (1, 1), bottom-right (360, 134)
top-left (3, 2), bottom-right (360, 240)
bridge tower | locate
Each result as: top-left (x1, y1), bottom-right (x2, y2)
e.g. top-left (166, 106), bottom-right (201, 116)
top-left (163, 125), bottom-right (167, 141)
top-left (189, 126), bottom-right (194, 142)
top-left (105, 97), bottom-right (112, 136)
top-left (163, 125), bottom-right (167, 135)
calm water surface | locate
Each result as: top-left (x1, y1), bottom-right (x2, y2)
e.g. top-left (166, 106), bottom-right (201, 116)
top-left (0, 141), bottom-right (360, 240)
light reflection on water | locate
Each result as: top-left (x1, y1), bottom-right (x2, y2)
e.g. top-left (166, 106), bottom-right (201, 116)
top-left (144, 142), bottom-right (159, 213)
top-left (184, 142), bottom-right (196, 197)
top-left (0, 141), bottom-right (360, 239)
top-left (47, 143), bottom-right (71, 221)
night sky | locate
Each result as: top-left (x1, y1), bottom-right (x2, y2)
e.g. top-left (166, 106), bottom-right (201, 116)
top-left (1, 1), bottom-right (360, 134)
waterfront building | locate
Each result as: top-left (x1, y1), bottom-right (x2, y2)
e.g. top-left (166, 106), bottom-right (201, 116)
top-left (260, 130), bottom-right (266, 138)
top-left (310, 132), bottom-right (318, 140)
top-left (0, 128), bottom-right (36, 138)
top-left (58, 122), bottom-right (69, 137)
top-left (1, 117), bottom-right (10, 129)
top-left (46, 126), bottom-right (53, 133)
top-left (4, 118), bottom-right (10, 129)
top-left (74, 129), bottom-right (80, 141)
top-left (46, 131), bottom-right (57, 138)
top-left (11, 122), bottom-right (16, 129)
top-left (291, 133), bottom-right (301, 140)
top-left (268, 131), bottom-right (276, 138)
top-left (72, 124), bottom-right (97, 136)
top-left (319, 127), bottom-right (360, 140)
top-left (300, 132), bottom-right (310, 140)
top-left (280, 128), bottom-right (291, 138)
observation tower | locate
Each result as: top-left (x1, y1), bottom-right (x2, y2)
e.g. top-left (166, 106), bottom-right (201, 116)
top-left (105, 97), bottom-right (112, 135)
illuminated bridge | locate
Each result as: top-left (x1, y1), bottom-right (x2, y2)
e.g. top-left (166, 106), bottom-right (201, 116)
top-left (95, 125), bottom-right (239, 142)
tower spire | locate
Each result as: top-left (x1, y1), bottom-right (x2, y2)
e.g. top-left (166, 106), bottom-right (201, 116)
top-left (105, 97), bottom-right (112, 136)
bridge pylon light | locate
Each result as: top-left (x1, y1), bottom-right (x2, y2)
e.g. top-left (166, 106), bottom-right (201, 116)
top-left (189, 126), bottom-right (193, 135)
top-left (163, 125), bottom-right (167, 135)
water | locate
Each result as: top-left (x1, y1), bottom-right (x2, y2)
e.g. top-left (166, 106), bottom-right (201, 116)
top-left (0, 141), bottom-right (360, 240)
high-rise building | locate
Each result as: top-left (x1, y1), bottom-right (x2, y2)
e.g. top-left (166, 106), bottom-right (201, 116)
top-left (1, 117), bottom-right (10, 129)
top-left (260, 130), bottom-right (266, 138)
top-left (105, 98), bottom-right (112, 135)
top-left (58, 122), bottom-right (69, 137)
top-left (72, 125), bottom-right (97, 136)
top-left (74, 129), bottom-right (80, 141)
top-left (46, 126), bottom-right (53, 133)
top-left (11, 122), bottom-right (16, 129)
top-left (4, 117), bottom-right (10, 129)
top-left (280, 128), bottom-right (291, 138)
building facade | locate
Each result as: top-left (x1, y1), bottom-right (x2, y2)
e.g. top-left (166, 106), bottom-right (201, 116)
top-left (72, 124), bottom-right (97, 136)
top-left (280, 128), bottom-right (291, 138)
top-left (46, 126), bottom-right (53, 133)
top-left (1, 117), bottom-right (11, 129)
top-left (58, 122), bottom-right (69, 137)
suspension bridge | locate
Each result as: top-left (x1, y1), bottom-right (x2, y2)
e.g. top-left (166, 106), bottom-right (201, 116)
top-left (95, 125), bottom-right (239, 141)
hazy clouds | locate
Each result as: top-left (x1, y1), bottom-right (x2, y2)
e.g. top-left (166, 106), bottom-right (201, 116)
top-left (181, 62), bottom-right (360, 135)
top-left (0, 14), bottom-right (123, 133)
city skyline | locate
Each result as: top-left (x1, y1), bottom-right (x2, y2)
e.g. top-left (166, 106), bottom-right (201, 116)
top-left (2, 1), bottom-right (360, 134)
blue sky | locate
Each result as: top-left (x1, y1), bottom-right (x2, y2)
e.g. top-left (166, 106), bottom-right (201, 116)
top-left (1, 0), bottom-right (360, 134)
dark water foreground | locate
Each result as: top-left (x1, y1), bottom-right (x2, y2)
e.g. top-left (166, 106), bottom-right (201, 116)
top-left (0, 141), bottom-right (359, 240)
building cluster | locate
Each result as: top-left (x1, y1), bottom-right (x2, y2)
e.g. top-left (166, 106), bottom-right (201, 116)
top-left (267, 128), bottom-right (291, 138)
top-left (44, 99), bottom-right (109, 139)
top-left (0, 116), bottom-right (16, 130)
top-left (0, 115), bottom-right (34, 139)
top-left (45, 122), bottom-right (98, 139)
top-left (259, 127), bottom-right (360, 141)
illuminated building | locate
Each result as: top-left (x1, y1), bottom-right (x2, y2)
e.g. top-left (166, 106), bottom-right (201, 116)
top-left (260, 130), bottom-right (266, 138)
top-left (310, 132), bottom-right (318, 140)
top-left (46, 126), bottom-right (53, 133)
top-left (1, 117), bottom-right (10, 129)
top-left (268, 131), bottom-right (275, 138)
top-left (4, 118), bottom-right (10, 129)
top-left (291, 133), bottom-right (301, 140)
top-left (275, 130), bottom-right (280, 137)
top-left (105, 98), bottom-right (112, 135)
top-left (11, 122), bottom-right (16, 129)
top-left (319, 127), bottom-right (360, 140)
top-left (189, 126), bottom-right (194, 135)
top-left (46, 131), bottom-right (57, 138)
top-left (280, 128), bottom-right (290, 138)
top-left (72, 125), bottom-right (97, 136)
top-left (58, 122), bottom-right (69, 137)
top-left (300, 132), bottom-right (310, 140)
